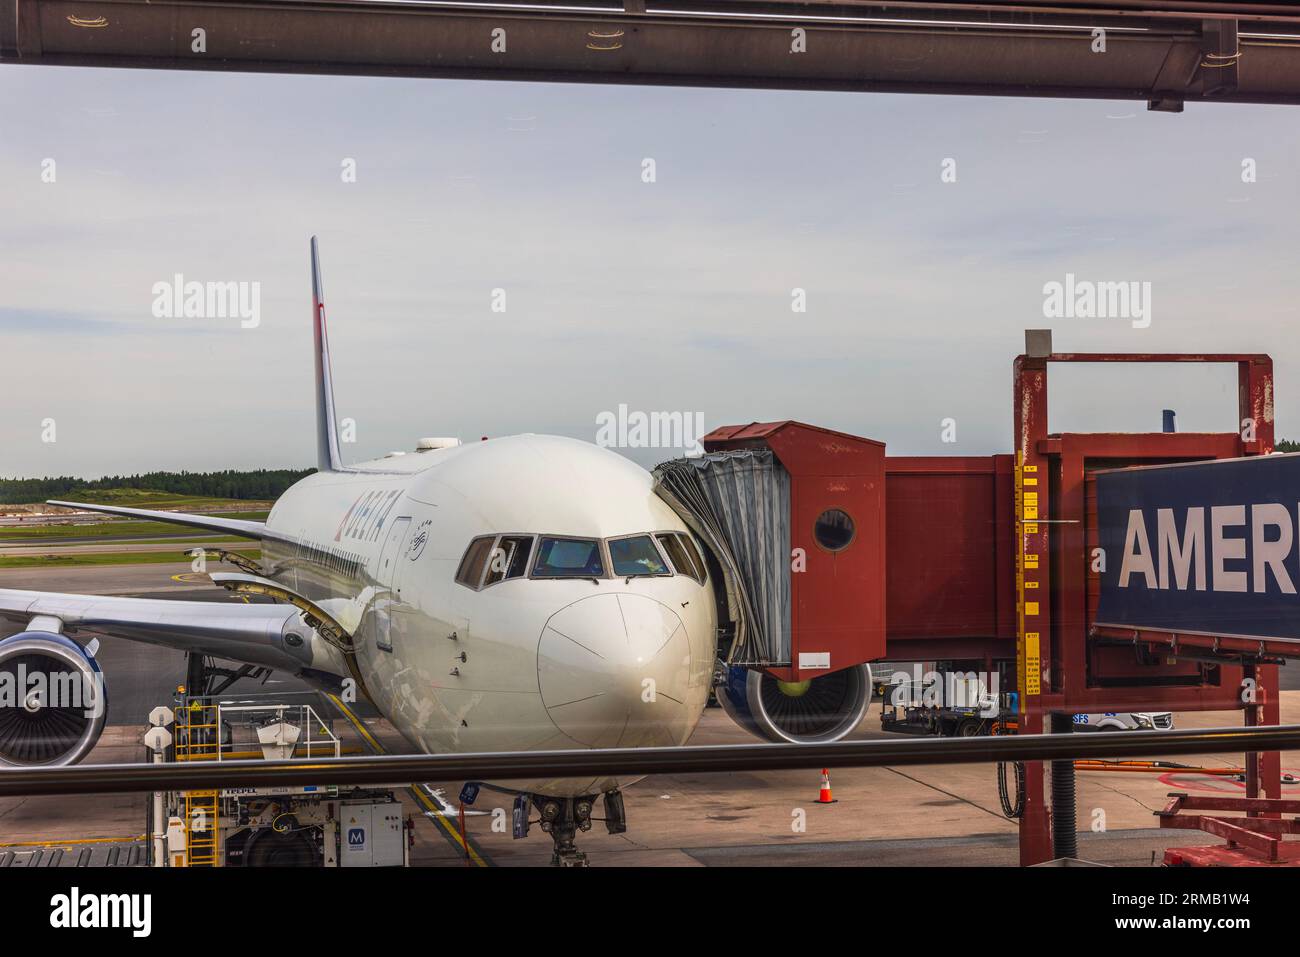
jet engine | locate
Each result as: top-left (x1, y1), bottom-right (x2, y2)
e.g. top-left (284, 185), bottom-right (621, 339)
top-left (0, 632), bottom-right (107, 767)
top-left (719, 663), bottom-right (872, 744)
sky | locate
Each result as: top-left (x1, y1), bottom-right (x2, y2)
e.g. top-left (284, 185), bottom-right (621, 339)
top-left (1, 64), bottom-right (1298, 477)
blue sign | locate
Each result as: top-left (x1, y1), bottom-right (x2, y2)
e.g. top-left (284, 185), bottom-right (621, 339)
top-left (1096, 454), bottom-right (1300, 640)
top-left (348, 827), bottom-right (366, 847)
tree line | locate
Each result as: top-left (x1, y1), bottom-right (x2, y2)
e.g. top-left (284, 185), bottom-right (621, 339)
top-left (4, 439), bottom-right (1297, 506)
top-left (0, 469), bottom-right (315, 504)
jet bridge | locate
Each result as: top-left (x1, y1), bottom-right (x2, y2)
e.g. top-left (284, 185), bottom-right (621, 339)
top-left (655, 422), bottom-right (886, 674)
top-left (655, 423), bottom-right (886, 744)
top-left (658, 333), bottom-right (1292, 864)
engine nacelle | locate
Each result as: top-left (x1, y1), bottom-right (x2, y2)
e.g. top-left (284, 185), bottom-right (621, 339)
top-left (719, 663), bottom-right (872, 744)
top-left (0, 632), bottom-right (107, 767)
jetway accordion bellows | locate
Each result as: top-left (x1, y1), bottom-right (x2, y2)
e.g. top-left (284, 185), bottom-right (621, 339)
top-left (654, 450), bottom-right (790, 665)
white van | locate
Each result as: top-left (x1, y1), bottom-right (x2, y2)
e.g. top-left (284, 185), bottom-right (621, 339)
top-left (1072, 712), bottom-right (1173, 731)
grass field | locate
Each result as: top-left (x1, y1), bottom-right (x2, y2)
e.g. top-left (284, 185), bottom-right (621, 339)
top-left (0, 511), bottom-right (271, 542)
top-left (80, 535), bottom-right (245, 547)
top-left (0, 488), bottom-right (274, 563)
top-left (0, 536), bottom-right (244, 552)
top-left (0, 548), bottom-right (262, 569)
top-left (40, 489), bottom-right (272, 509)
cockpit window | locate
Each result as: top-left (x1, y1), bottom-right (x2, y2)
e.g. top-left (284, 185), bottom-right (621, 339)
top-left (460, 531), bottom-right (703, 586)
top-left (677, 533), bottom-right (707, 584)
top-left (657, 532), bottom-right (706, 584)
top-left (483, 535), bottom-right (534, 587)
top-left (532, 537), bottom-right (604, 578)
top-left (455, 535), bottom-right (495, 589)
top-left (608, 535), bottom-right (670, 578)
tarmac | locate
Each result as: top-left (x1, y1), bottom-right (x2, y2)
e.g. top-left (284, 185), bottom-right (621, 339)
top-left (0, 560), bottom-right (1296, 867)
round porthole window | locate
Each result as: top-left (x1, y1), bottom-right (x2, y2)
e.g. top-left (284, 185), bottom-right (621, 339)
top-left (814, 508), bottom-right (855, 552)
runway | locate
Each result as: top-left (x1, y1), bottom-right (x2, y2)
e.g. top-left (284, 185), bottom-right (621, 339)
top-left (0, 561), bottom-right (229, 596)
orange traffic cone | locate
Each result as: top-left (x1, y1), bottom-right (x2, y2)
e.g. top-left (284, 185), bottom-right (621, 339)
top-left (816, 768), bottom-right (837, 804)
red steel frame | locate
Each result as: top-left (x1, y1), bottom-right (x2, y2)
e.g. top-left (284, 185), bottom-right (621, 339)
top-left (1159, 793), bottom-right (1300, 865)
top-left (882, 456), bottom-right (1017, 663)
top-left (699, 351), bottom-right (1286, 865)
top-left (1012, 351), bottom-right (1281, 864)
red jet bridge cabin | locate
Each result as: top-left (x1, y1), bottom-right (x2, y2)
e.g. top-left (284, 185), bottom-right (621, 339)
top-left (653, 422), bottom-right (886, 745)
top-left (702, 421), bottom-right (887, 682)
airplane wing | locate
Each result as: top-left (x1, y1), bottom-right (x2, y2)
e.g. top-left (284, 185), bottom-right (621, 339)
top-left (45, 500), bottom-right (271, 540)
top-left (0, 586), bottom-right (350, 767)
top-left (0, 587), bottom-right (310, 672)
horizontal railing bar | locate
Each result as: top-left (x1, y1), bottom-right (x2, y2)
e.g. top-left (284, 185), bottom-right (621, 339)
top-left (1, 725), bottom-right (1296, 796)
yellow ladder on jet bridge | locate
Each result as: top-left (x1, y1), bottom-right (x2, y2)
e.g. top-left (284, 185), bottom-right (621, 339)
top-left (175, 701), bottom-right (221, 761)
top-left (176, 701), bottom-right (222, 866)
top-left (183, 790), bottom-right (219, 867)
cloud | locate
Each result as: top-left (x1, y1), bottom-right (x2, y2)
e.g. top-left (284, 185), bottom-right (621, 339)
top-left (0, 308), bottom-right (130, 335)
top-left (2, 67), bottom-right (1298, 476)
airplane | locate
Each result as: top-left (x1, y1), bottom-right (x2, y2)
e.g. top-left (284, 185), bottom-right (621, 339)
top-left (0, 238), bottom-right (880, 864)
top-left (0, 238), bottom-right (720, 865)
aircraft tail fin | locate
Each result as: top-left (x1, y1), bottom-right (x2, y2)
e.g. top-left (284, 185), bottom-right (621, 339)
top-left (311, 236), bottom-right (346, 472)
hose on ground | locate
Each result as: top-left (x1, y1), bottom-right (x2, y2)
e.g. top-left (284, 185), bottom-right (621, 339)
top-left (998, 761), bottom-right (1024, 818)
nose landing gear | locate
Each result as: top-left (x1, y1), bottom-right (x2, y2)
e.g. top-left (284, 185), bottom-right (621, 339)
top-left (514, 788), bottom-right (628, 867)
top-left (540, 797), bottom-right (591, 867)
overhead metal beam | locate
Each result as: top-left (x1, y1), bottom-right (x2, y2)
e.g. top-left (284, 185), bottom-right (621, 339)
top-left (1, 724), bottom-right (1297, 796)
top-left (3, 0), bottom-right (1300, 104)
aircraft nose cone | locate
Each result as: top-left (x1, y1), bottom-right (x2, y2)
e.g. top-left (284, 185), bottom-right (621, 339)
top-left (538, 593), bottom-right (692, 749)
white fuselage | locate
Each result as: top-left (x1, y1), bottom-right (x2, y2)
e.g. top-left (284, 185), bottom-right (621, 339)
top-left (260, 434), bottom-right (718, 797)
